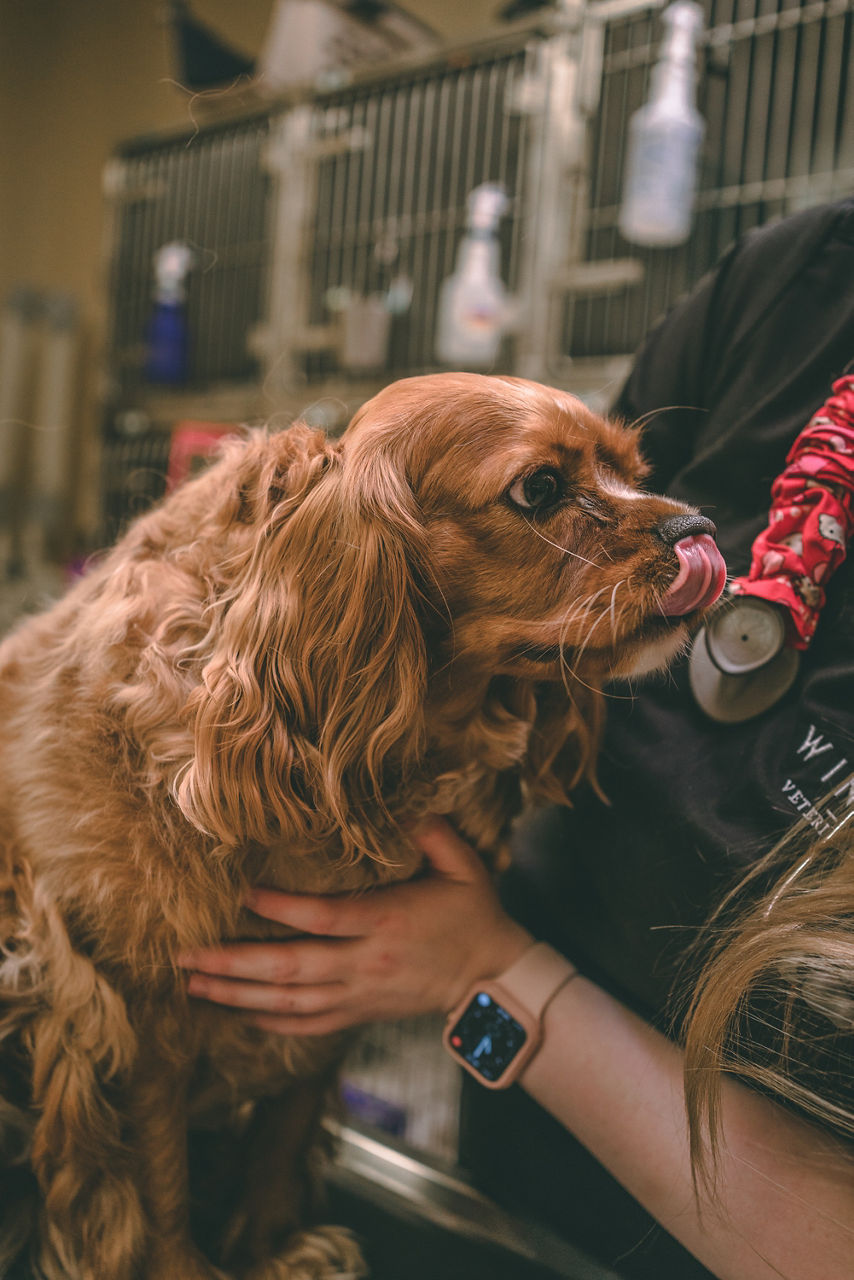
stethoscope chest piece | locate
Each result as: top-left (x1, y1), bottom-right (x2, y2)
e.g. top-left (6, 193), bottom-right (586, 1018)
top-left (689, 596), bottom-right (800, 723)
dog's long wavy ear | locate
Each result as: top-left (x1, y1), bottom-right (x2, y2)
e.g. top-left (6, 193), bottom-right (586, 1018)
top-left (522, 682), bottom-right (606, 806)
top-left (176, 427), bottom-right (430, 862)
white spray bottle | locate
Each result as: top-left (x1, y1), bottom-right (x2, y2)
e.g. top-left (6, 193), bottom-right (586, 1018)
top-left (618, 1), bottom-right (705, 247)
top-left (435, 183), bottom-right (509, 368)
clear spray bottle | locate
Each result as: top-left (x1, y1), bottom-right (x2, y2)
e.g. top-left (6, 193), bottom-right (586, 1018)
top-left (435, 183), bottom-right (509, 368)
top-left (618, 2), bottom-right (705, 247)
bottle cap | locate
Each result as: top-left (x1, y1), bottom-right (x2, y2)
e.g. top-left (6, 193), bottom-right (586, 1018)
top-left (467, 183), bottom-right (508, 233)
top-left (153, 241), bottom-right (195, 302)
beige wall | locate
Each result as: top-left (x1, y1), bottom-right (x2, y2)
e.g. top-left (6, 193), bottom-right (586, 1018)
top-left (0, 0), bottom-right (502, 549)
top-left (0, 0), bottom-right (502, 332)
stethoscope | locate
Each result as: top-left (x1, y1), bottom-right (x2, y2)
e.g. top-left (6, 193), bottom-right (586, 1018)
top-left (689, 595), bottom-right (800, 723)
top-left (688, 370), bottom-right (854, 723)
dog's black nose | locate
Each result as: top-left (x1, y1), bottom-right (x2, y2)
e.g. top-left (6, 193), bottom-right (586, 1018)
top-left (657, 513), bottom-right (717, 545)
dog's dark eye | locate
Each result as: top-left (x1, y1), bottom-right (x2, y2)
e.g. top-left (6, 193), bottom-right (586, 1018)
top-left (508, 467), bottom-right (564, 512)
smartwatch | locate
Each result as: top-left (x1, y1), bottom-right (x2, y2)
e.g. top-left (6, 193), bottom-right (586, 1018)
top-left (442, 942), bottom-right (577, 1089)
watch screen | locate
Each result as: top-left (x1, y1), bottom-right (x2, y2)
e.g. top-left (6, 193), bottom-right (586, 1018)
top-left (447, 991), bottom-right (528, 1082)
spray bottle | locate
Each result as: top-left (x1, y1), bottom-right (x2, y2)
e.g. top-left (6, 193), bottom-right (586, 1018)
top-left (145, 241), bottom-right (195, 383)
top-left (618, 2), bottom-right (705, 247)
top-left (435, 183), bottom-right (509, 368)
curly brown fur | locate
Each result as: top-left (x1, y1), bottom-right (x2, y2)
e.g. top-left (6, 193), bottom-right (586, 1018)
top-left (0, 373), bottom-right (714, 1278)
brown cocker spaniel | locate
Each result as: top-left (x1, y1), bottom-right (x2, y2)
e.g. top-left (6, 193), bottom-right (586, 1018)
top-left (0, 374), bottom-right (725, 1279)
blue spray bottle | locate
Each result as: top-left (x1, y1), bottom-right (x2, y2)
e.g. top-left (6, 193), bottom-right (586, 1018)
top-left (145, 241), bottom-right (195, 384)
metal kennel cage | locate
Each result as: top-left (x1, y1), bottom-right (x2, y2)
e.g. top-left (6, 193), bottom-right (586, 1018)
top-left (100, 0), bottom-right (854, 540)
top-left (569, 0), bottom-right (854, 359)
top-left (98, 0), bottom-right (854, 1172)
top-left (105, 115), bottom-right (273, 399)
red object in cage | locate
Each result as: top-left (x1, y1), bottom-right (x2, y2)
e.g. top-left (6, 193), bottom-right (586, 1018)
top-left (166, 420), bottom-right (236, 491)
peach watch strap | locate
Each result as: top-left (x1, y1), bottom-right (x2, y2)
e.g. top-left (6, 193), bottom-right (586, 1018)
top-left (495, 942), bottom-right (577, 1018)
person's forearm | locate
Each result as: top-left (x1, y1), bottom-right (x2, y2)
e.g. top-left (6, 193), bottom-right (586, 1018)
top-left (521, 975), bottom-right (854, 1280)
top-left (178, 814), bottom-right (854, 1280)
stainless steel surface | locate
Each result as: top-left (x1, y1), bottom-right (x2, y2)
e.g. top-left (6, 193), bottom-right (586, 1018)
top-left (327, 1120), bottom-right (623, 1280)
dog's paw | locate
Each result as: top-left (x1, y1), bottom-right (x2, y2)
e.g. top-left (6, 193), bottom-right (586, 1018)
top-left (242, 1225), bottom-right (368, 1279)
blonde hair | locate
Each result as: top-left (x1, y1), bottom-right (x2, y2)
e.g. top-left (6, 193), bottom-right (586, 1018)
top-left (681, 788), bottom-right (854, 1187)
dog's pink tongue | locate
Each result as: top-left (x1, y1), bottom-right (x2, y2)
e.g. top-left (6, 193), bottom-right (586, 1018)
top-left (660, 534), bottom-right (727, 617)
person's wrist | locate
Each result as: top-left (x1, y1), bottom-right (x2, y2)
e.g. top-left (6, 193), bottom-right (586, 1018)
top-left (442, 939), bottom-right (577, 1088)
top-left (446, 921), bottom-right (535, 1013)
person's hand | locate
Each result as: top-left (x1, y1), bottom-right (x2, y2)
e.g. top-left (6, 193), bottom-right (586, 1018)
top-left (178, 816), bottom-right (533, 1036)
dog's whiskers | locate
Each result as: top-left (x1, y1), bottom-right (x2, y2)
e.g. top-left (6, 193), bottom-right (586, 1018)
top-left (523, 519), bottom-right (603, 568)
top-left (577, 608), bottom-right (610, 664)
top-left (556, 589), bottom-right (604, 694)
top-left (561, 585), bottom-right (610, 637)
top-left (627, 403), bottom-right (705, 433)
top-left (562, 583), bottom-right (613, 650)
top-left (609, 580), bottom-right (624, 644)
top-left (555, 578), bottom-right (638, 702)
top-left (615, 592), bottom-right (633, 640)
top-left (558, 647), bottom-right (622, 700)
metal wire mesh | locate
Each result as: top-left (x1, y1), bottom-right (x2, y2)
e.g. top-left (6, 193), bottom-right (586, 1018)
top-left (100, 429), bottom-right (173, 544)
top-left (102, 0), bottom-right (854, 411)
top-left (107, 115), bottom-right (272, 399)
top-left (300, 46), bottom-right (531, 379)
top-left (567, 0), bottom-right (854, 359)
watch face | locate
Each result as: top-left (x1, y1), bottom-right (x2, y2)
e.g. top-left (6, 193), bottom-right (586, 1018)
top-left (446, 990), bottom-right (528, 1083)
